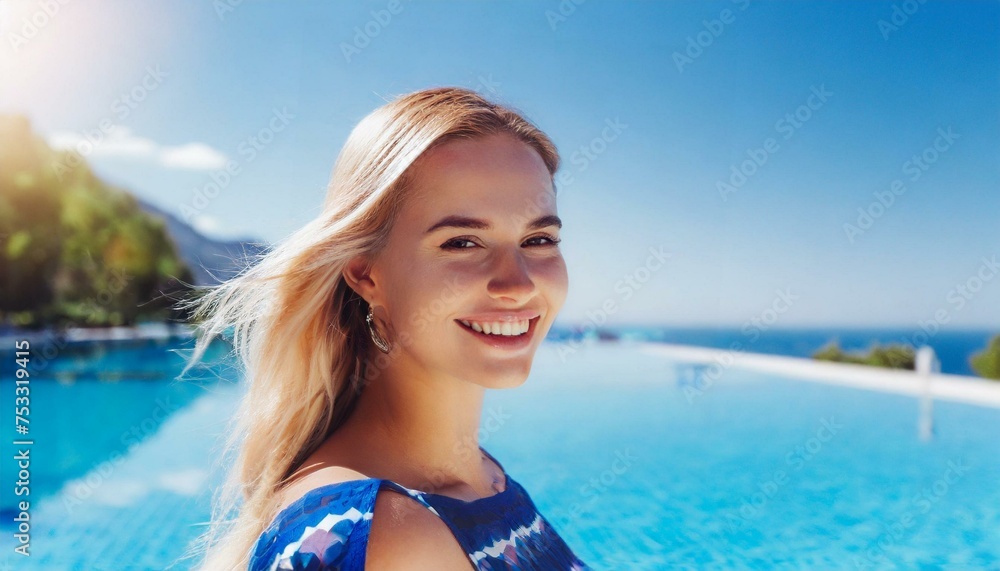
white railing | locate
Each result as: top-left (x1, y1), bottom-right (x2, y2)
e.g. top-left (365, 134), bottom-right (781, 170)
top-left (638, 342), bottom-right (1000, 410)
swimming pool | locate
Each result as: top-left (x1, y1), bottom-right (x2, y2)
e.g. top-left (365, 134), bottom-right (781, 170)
top-left (0, 338), bottom-right (232, 513)
top-left (500, 343), bottom-right (1000, 570)
top-left (1, 339), bottom-right (998, 570)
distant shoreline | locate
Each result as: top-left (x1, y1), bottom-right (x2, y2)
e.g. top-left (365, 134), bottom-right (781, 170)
top-left (1, 322), bottom-right (994, 377)
top-left (0, 322), bottom-right (194, 347)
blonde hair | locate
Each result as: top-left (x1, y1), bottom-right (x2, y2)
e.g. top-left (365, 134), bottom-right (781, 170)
top-left (179, 87), bottom-right (560, 571)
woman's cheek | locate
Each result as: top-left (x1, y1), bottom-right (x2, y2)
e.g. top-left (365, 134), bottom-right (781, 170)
top-left (537, 253), bottom-right (568, 283)
top-left (541, 255), bottom-right (569, 306)
top-left (400, 276), bottom-right (464, 337)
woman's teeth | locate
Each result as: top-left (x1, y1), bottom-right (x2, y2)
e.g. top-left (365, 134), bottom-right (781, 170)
top-left (460, 319), bottom-right (530, 336)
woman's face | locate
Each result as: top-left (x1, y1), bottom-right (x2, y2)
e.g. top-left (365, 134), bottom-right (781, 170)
top-left (365, 132), bottom-right (568, 388)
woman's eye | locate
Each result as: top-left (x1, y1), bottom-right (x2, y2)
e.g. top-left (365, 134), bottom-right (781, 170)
top-left (440, 236), bottom-right (562, 250)
top-left (525, 235), bottom-right (562, 247)
top-left (441, 238), bottom-right (478, 250)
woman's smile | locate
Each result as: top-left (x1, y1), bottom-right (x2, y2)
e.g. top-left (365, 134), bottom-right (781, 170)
top-left (455, 314), bottom-right (542, 350)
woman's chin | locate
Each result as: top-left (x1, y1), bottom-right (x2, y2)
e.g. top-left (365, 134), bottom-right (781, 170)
top-left (463, 367), bottom-right (532, 390)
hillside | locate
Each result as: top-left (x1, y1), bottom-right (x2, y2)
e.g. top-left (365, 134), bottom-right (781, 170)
top-left (136, 198), bottom-right (269, 286)
top-left (0, 114), bottom-right (266, 327)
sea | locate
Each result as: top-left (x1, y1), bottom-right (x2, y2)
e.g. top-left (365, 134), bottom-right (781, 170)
top-left (548, 325), bottom-right (997, 377)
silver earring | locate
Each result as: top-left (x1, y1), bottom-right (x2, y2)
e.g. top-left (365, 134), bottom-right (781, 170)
top-left (366, 306), bottom-right (392, 354)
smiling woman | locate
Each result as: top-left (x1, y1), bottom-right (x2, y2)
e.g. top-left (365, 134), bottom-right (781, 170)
top-left (181, 87), bottom-right (593, 570)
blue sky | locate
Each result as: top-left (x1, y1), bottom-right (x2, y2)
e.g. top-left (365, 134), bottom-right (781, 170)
top-left (1, 0), bottom-right (997, 328)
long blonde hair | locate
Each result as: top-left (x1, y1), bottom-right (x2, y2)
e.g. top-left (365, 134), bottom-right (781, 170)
top-left (180, 87), bottom-right (560, 571)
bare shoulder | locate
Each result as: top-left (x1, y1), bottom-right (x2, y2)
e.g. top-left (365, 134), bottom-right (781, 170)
top-left (365, 487), bottom-right (472, 571)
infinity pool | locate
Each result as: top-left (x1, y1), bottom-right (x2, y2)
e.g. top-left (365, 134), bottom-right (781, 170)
top-left (1, 339), bottom-right (998, 570)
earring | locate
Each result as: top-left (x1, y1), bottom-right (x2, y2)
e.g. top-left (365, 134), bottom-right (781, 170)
top-left (366, 305), bottom-right (392, 354)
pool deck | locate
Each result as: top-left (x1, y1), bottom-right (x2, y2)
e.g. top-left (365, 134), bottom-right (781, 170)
top-left (637, 341), bottom-right (1000, 409)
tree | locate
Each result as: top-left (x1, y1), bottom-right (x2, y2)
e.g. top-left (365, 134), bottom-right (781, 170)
top-left (970, 335), bottom-right (1000, 381)
top-left (812, 340), bottom-right (915, 370)
top-left (0, 114), bottom-right (193, 327)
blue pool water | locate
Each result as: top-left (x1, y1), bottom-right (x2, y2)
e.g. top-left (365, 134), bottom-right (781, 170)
top-left (497, 343), bottom-right (1000, 570)
top-left (1, 338), bottom-right (998, 570)
top-left (0, 338), bottom-right (233, 514)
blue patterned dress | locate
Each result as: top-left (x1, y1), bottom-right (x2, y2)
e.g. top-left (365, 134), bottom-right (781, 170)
top-left (248, 447), bottom-right (592, 570)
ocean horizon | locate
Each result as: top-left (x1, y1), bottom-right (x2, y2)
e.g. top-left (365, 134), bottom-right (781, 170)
top-left (549, 325), bottom-right (996, 378)
top-left (2, 323), bottom-right (994, 378)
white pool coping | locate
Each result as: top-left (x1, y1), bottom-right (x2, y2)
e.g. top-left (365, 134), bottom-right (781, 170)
top-left (636, 341), bottom-right (1000, 409)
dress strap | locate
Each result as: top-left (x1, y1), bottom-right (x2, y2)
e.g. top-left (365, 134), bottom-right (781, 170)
top-left (375, 479), bottom-right (443, 513)
top-left (478, 446), bottom-right (507, 475)
top-left (372, 445), bottom-right (507, 506)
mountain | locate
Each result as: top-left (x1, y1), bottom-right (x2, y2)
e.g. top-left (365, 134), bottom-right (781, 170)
top-left (136, 198), bottom-right (270, 286)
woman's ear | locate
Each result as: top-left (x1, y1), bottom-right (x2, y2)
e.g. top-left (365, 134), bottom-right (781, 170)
top-left (342, 255), bottom-right (377, 303)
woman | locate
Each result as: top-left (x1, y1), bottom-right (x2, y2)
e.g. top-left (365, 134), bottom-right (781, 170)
top-left (185, 87), bottom-right (592, 570)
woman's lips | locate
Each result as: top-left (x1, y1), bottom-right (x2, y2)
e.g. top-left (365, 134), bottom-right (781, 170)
top-left (455, 316), bottom-right (540, 350)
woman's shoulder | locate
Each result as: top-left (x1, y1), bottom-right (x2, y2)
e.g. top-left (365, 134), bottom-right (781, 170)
top-left (249, 467), bottom-right (380, 571)
top-left (249, 467), bottom-right (472, 570)
top-left (365, 484), bottom-right (474, 570)
top-left (274, 466), bottom-right (375, 517)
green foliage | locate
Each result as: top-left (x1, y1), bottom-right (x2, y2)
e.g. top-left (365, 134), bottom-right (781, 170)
top-left (0, 115), bottom-right (193, 327)
top-left (970, 335), bottom-right (1000, 381)
top-left (812, 340), bottom-right (916, 370)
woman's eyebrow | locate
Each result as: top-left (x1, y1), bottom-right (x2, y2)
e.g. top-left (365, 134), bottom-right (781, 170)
top-left (424, 214), bottom-right (562, 234)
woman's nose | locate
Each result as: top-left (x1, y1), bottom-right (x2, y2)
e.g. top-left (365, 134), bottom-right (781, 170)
top-left (486, 247), bottom-right (536, 300)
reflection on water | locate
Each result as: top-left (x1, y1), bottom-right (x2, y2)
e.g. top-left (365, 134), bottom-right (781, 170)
top-left (0, 336), bottom-right (237, 514)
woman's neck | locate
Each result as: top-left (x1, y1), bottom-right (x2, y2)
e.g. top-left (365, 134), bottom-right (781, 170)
top-left (331, 356), bottom-right (495, 495)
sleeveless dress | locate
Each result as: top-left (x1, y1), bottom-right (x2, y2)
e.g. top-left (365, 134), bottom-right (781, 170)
top-left (248, 447), bottom-right (593, 570)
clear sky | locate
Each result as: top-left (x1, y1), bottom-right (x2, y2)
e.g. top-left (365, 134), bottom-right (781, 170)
top-left (1, 0), bottom-right (997, 328)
